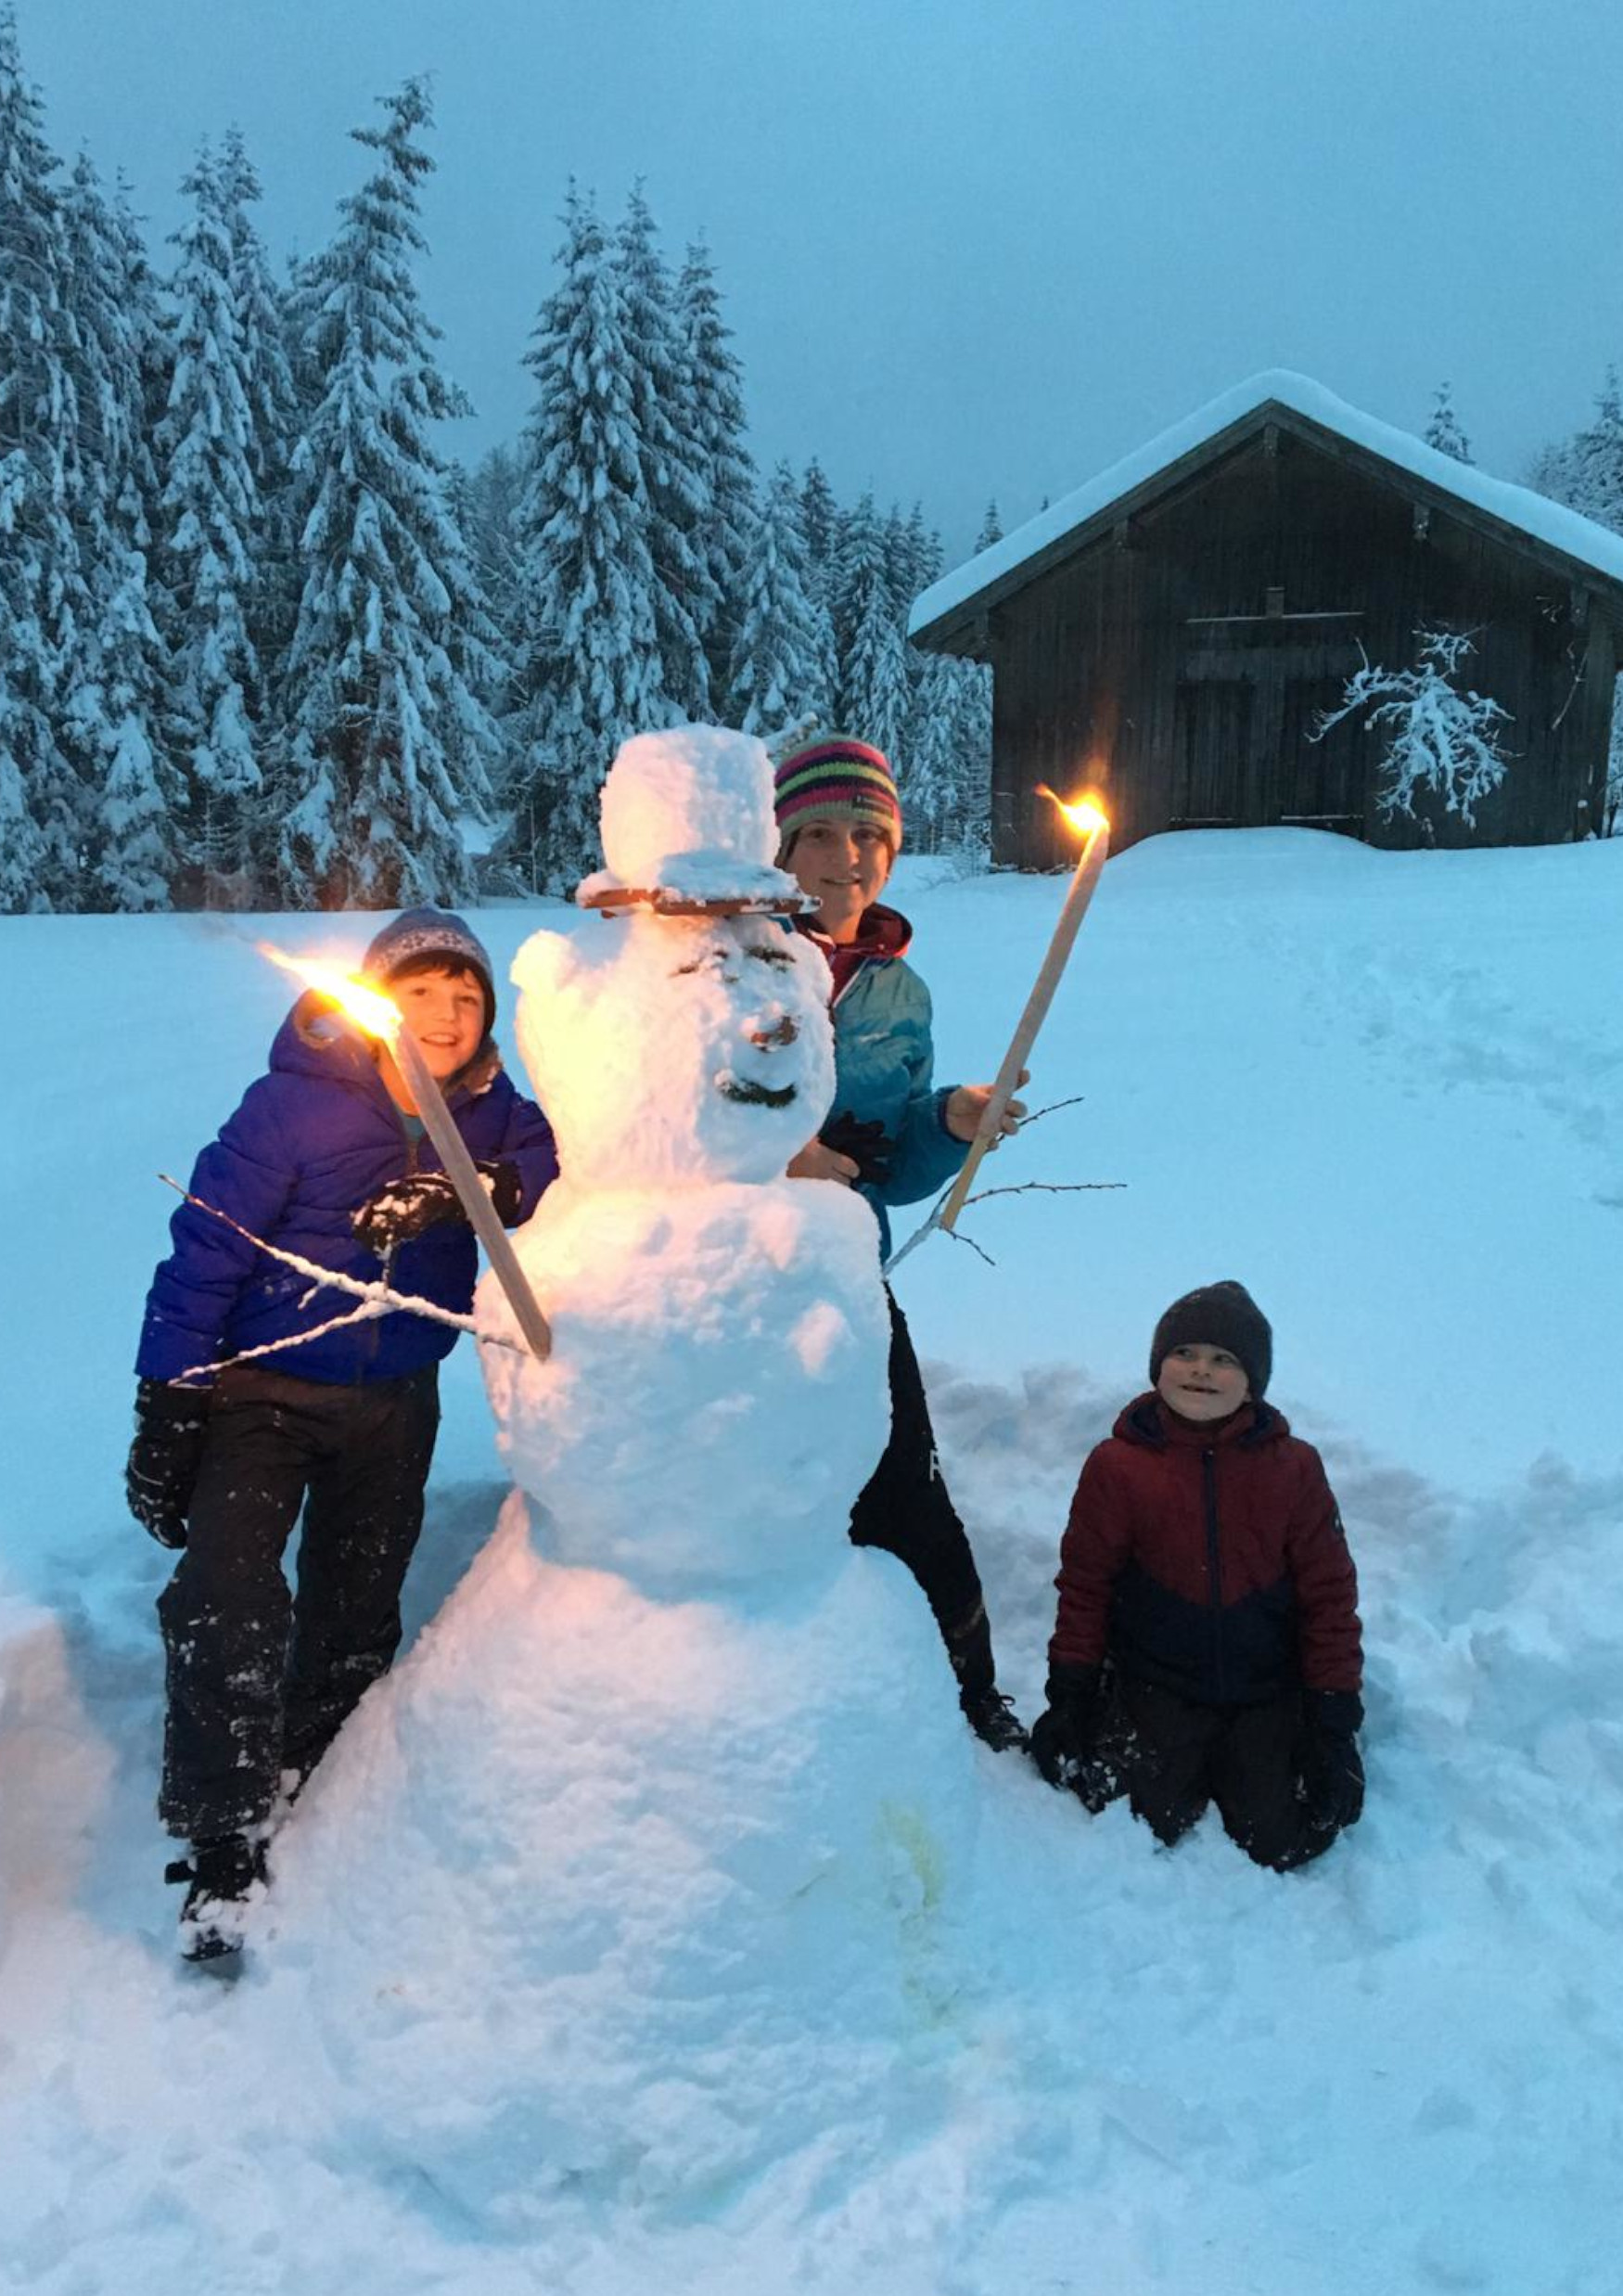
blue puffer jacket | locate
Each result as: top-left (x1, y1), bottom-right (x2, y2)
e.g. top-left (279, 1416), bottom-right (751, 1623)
top-left (800, 905), bottom-right (968, 1256)
top-left (137, 995), bottom-right (559, 1385)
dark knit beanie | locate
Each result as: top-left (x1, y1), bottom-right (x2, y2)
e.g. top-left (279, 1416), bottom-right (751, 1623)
top-left (1149, 1281), bottom-right (1272, 1399)
top-left (773, 736), bottom-right (903, 855)
top-left (363, 906), bottom-right (497, 1041)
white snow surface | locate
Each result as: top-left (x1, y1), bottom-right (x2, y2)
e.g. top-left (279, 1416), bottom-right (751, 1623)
top-left (910, 367), bottom-right (1623, 636)
top-left (3, 830), bottom-right (1623, 2292)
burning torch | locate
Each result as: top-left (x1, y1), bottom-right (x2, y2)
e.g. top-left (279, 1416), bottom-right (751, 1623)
top-left (884, 788), bottom-right (1111, 1275)
top-left (262, 946), bottom-right (554, 1361)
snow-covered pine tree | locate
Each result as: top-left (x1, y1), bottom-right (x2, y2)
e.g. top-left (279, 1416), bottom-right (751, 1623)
top-left (0, 7), bottom-right (89, 910)
top-left (1425, 382), bottom-right (1473, 465)
top-left (1560, 368), bottom-right (1623, 534)
top-left (975, 499), bottom-right (1003, 552)
top-left (156, 143), bottom-right (264, 900)
top-left (800, 458), bottom-right (839, 606)
top-left (832, 490), bottom-right (911, 761)
top-left (676, 233), bottom-right (755, 702)
top-left (60, 151), bottom-right (175, 907)
top-left (464, 443), bottom-right (526, 645)
top-left (614, 185), bottom-right (712, 721)
top-left (725, 459), bottom-right (829, 736)
top-left (218, 127), bottom-right (300, 686)
top-left (906, 653), bottom-right (992, 853)
top-left (277, 77), bottom-right (495, 909)
top-left (507, 183), bottom-right (671, 889)
top-left (1313, 628), bottom-right (1513, 831)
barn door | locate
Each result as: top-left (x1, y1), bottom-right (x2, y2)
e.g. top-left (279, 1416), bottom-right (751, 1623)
top-left (1171, 678), bottom-right (1254, 826)
top-left (1278, 676), bottom-right (1365, 833)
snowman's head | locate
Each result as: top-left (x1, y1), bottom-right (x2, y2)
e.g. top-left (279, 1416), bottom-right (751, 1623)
top-left (512, 913), bottom-right (836, 1188)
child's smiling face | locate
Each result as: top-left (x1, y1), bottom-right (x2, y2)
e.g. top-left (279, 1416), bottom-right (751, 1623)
top-left (388, 965), bottom-right (487, 1081)
top-left (1157, 1342), bottom-right (1250, 1423)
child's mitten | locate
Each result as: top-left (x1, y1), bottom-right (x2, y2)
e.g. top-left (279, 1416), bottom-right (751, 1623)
top-left (1301, 1688), bottom-right (1365, 1831)
top-left (126, 1379), bottom-right (212, 1548)
top-left (1029, 1662), bottom-right (1105, 1789)
top-left (818, 1110), bottom-right (895, 1187)
top-left (351, 1161), bottom-right (521, 1253)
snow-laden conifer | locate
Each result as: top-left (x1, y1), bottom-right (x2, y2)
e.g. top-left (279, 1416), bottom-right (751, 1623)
top-left (800, 458), bottom-right (839, 606)
top-left (507, 184), bottom-right (671, 889)
top-left (1424, 383), bottom-right (1473, 465)
top-left (156, 144), bottom-right (263, 896)
top-left (219, 127), bottom-right (300, 680)
top-left (0, 7), bottom-right (89, 909)
top-left (676, 235), bottom-right (755, 695)
top-left (1559, 369), bottom-right (1623, 535)
top-left (1314, 629), bottom-right (1512, 831)
top-left (614, 186), bottom-right (713, 720)
top-left (975, 499), bottom-right (1003, 552)
top-left (277, 78), bottom-right (495, 909)
top-left (906, 654), bottom-right (991, 854)
top-left (60, 151), bottom-right (176, 907)
top-left (725, 460), bottom-right (829, 735)
top-left (831, 490), bottom-right (910, 757)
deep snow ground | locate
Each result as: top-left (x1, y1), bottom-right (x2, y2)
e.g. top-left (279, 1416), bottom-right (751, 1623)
top-left (2, 831), bottom-right (1621, 2294)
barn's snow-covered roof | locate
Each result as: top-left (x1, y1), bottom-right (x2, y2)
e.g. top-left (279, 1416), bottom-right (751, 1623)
top-left (910, 368), bottom-right (1623, 643)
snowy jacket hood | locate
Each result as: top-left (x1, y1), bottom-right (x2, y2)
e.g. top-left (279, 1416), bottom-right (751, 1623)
top-left (274, 990), bottom-right (502, 1108)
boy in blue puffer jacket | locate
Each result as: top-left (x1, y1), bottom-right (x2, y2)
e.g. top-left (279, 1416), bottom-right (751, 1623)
top-left (127, 908), bottom-right (557, 1961)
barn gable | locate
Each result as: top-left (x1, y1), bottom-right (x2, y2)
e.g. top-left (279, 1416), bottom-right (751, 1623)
top-left (911, 372), bottom-right (1623, 860)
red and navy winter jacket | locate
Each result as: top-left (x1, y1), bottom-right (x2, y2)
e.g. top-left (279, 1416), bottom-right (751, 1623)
top-left (136, 994), bottom-right (558, 1387)
top-left (1048, 1394), bottom-right (1362, 1707)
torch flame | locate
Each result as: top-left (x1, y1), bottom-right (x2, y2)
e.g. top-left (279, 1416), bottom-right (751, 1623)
top-left (258, 943), bottom-right (402, 1041)
top-left (1035, 784), bottom-right (1110, 839)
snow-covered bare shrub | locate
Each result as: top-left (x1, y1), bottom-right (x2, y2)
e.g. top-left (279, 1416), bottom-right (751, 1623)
top-left (1313, 628), bottom-right (1513, 831)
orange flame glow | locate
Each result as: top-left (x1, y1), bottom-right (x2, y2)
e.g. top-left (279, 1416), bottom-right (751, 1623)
top-left (259, 943), bottom-right (402, 1040)
top-left (1036, 785), bottom-right (1110, 839)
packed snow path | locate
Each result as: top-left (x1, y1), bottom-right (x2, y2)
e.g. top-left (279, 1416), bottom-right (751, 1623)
top-left (2, 831), bottom-right (1619, 2294)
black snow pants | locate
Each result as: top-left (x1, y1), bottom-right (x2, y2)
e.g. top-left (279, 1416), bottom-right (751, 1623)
top-left (1114, 1674), bottom-right (1340, 1871)
top-left (847, 1289), bottom-right (993, 1692)
top-left (157, 1361), bottom-right (441, 1840)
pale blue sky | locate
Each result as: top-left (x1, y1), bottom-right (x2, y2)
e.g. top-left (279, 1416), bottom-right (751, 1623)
top-left (25, 0), bottom-right (1623, 558)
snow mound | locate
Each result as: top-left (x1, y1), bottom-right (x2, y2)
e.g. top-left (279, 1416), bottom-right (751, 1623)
top-left (251, 1492), bottom-right (980, 2227)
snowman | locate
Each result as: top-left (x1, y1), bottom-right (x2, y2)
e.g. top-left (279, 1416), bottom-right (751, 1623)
top-left (250, 728), bottom-right (979, 2223)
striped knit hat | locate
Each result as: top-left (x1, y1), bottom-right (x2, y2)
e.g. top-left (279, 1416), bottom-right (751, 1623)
top-left (773, 736), bottom-right (903, 855)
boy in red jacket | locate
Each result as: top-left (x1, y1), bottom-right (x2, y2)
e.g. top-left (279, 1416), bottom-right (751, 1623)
top-left (1030, 1282), bottom-right (1364, 1869)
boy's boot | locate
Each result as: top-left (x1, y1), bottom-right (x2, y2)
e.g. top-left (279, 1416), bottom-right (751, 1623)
top-left (947, 1601), bottom-right (1029, 1753)
top-left (165, 1828), bottom-right (267, 1967)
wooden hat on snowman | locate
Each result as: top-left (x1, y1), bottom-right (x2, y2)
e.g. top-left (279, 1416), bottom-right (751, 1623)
top-left (576, 725), bottom-right (817, 917)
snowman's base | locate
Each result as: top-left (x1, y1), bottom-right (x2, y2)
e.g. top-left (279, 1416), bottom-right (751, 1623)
top-left (255, 1490), bottom-right (982, 2225)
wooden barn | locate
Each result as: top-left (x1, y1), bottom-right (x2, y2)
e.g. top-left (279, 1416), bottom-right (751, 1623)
top-left (909, 371), bottom-right (1623, 864)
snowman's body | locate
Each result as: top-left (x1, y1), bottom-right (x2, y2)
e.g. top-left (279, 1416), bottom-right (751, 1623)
top-left (253, 731), bottom-right (979, 2220)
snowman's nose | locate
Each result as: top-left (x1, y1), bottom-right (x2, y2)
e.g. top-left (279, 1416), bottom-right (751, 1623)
top-left (748, 1014), bottom-right (799, 1049)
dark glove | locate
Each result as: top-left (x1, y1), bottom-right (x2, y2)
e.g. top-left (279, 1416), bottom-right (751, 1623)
top-left (818, 1111), bottom-right (895, 1188)
top-left (1029, 1662), bottom-right (1104, 1790)
top-left (1301, 1688), bottom-right (1365, 1832)
top-left (126, 1379), bottom-right (212, 1548)
top-left (351, 1160), bottom-right (521, 1254)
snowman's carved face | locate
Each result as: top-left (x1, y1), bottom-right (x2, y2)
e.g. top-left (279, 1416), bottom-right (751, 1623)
top-left (672, 928), bottom-right (808, 1110)
top-left (513, 914), bottom-right (837, 1187)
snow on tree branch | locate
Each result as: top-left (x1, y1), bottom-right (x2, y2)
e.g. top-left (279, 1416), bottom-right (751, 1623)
top-left (1312, 628), bottom-right (1514, 832)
